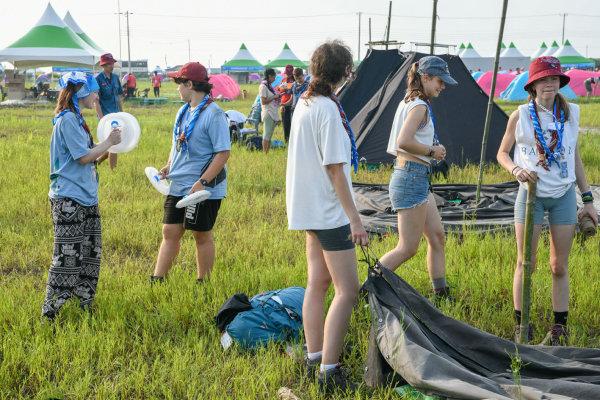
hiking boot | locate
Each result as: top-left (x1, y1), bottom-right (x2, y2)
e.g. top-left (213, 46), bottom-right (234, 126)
top-left (318, 365), bottom-right (357, 394)
top-left (540, 324), bottom-right (569, 346)
top-left (433, 287), bottom-right (455, 305)
top-left (514, 324), bottom-right (534, 343)
top-left (149, 275), bottom-right (165, 285)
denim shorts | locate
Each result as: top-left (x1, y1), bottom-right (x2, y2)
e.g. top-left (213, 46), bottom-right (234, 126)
top-left (514, 184), bottom-right (577, 225)
top-left (389, 161), bottom-right (431, 211)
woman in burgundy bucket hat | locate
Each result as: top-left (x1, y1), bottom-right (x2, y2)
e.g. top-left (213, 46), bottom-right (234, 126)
top-left (497, 56), bottom-right (598, 346)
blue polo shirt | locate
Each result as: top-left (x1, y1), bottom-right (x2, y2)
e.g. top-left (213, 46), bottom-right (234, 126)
top-left (95, 72), bottom-right (123, 115)
top-left (168, 102), bottom-right (231, 199)
top-left (49, 112), bottom-right (98, 206)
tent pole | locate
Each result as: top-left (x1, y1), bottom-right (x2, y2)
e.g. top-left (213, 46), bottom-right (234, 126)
top-left (430, 0), bottom-right (438, 55)
top-left (475, 0), bottom-right (508, 203)
top-left (357, 12), bottom-right (362, 61)
top-left (518, 180), bottom-right (537, 344)
top-left (385, 1), bottom-right (392, 50)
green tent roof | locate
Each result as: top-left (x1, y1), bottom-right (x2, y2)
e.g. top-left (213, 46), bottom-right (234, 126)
top-left (63, 11), bottom-right (103, 52)
top-left (0, 3), bottom-right (99, 68)
top-left (265, 43), bottom-right (307, 68)
top-left (222, 43), bottom-right (263, 71)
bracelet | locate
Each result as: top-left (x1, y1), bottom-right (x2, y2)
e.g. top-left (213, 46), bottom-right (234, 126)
top-left (511, 166), bottom-right (522, 175)
top-left (581, 191), bottom-right (594, 204)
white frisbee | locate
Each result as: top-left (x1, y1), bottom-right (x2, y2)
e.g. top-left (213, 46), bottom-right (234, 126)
top-left (144, 167), bottom-right (170, 195)
top-left (175, 190), bottom-right (211, 208)
top-left (97, 112), bottom-right (141, 153)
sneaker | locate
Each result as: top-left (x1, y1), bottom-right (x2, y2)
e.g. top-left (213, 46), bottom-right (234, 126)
top-left (318, 365), bottom-right (357, 394)
top-left (514, 324), bottom-right (534, 343)
top-left (540, 324), bottom-right (569, 346)
top-left (285, 344), bottom-right (321, 377)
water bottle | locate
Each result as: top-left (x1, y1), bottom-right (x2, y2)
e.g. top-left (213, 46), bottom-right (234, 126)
top-left (110, 120), bottom-right (121, 131)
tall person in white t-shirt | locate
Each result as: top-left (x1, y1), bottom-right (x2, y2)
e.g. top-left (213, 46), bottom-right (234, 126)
top-left (380, 56), bottom-right (457, 300)
top-left (497, 56), bottom-right (598, 346)
top-left (286, 40), bottom-right (368, 394)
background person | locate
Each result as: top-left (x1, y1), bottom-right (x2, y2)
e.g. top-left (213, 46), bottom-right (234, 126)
top-left (95, 52), bottom-right (123, 169)
top-left (151, 71), bottom-right (162, 97)
top-left (279, 64), bottom-right (295, 143)
top-left (259, 68), bottom-right (281, 153)
top-left (497, 56), bottom-right (598, 345)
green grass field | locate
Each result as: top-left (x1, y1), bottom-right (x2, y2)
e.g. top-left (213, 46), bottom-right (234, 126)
top-left (1, 83), bottom-right (600, 399)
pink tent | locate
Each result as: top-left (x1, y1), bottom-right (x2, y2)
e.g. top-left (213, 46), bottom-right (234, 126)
top-left (476, 71), bottom-right (516, 97)
top-left (209, 74), bottom-right (241, 100)
top-left (564, 69), bottom-right (600, 96)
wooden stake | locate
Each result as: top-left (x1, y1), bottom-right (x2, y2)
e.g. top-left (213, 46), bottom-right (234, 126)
top-left (475, 0), bottom-right (509, 203)
top-left (519, 179), bottom-right (537, 344)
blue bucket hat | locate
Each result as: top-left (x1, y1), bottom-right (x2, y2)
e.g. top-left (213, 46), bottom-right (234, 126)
top-left (417, 56), bottom-right (458, 85)
top-left (58, 71), bottom-right (99, 98)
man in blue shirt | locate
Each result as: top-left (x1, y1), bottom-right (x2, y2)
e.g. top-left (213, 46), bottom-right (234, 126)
top-left (151, 62), bottom-right (231, 284)
top-left (95, 53), bottom-right (123, 119)
top-left (95, 53), bottom-right (123, 169)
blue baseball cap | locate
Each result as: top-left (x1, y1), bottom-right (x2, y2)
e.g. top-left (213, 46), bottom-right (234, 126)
top-left (417, 56), bottom-right (458, 85)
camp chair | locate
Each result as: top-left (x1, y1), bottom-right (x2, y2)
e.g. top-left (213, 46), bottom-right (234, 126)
top-left (141, 88), bottom-right (150, 98)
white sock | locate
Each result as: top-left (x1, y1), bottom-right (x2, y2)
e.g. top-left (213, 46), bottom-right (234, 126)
top-left (320, 363), bottom-right (338, 373)
top-left (307, 351), bottom-right (322, 361)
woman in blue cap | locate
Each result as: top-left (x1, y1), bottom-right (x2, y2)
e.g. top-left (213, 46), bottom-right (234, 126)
top-left (42, 72), bottom-right (122, 319)
top-left (381, 55), bottom-right (457, 300)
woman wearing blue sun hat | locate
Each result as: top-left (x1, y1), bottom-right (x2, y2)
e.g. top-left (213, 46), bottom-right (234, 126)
top-left (42, 71), bottom-right (122, 319)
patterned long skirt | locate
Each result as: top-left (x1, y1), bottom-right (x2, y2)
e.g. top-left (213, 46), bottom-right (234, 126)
top-left (42, 198), bottom-right (102, 318)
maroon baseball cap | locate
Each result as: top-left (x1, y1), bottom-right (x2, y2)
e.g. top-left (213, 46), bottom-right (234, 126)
top-left (99, 53), bottom-right (117, 66)
top-left (167, 62), bottom-right (209, 83)
top-left (524, 56), bottom-right (570, 91)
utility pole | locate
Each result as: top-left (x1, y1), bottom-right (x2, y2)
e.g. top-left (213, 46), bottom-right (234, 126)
top-left (368, 17), bottom-right (372, 44)
top-left (117, 0), bottom-right (122, 59)
top-left (117, 10), bottom-right (132, 74)
top-left (561, 13), bottom-right (567, 44)
top-left (385, 1), bottom-right (392, 50)
top-left (188, 39), bottom-right (191, 61)
top-left (357, 12), bottom-right (362, 61)
top-left (430, 0), bottom-right (438, 54)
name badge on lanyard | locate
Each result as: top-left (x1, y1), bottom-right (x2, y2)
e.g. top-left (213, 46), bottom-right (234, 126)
top-left (546, 122), bottom-right (568, 179)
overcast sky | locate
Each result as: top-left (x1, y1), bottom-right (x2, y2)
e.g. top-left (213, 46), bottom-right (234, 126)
top-left (1, 0), bottom-right (599, 69)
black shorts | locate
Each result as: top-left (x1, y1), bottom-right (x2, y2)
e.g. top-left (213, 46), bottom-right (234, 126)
top-left (163, 195), bottom-right (222, 232)
top-left (309, 224), bottom-right (355, 251)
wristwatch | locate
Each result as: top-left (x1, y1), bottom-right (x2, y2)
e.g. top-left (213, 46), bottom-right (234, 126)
top-left (199, 178), bottom-right (209, 187)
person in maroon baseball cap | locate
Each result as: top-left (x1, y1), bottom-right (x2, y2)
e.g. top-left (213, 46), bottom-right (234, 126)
top-left (94, 53), bottom-right (123, 169)
top-left (497, 56), bottom-right (597, 346)
top-left (150, 62), bottom-right (231, 284)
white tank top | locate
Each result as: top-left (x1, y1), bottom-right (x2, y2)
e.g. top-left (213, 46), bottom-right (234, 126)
top-left (386, 98), bottom-right (434, 163)
top-left (513, 102), bottom-right (580, 198)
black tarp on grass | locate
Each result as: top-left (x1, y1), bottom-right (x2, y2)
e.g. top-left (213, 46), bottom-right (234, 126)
top-left (343, 52), bottom-right (509, 166)
top-left (362, 266), bottom-right (600, 399)
top-left (354, 182), bottom-right (600, 234)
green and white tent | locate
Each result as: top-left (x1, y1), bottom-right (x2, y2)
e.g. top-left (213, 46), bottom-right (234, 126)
top-left (460, 42), bottom-right (480, 58)
top-left (541, 40), bottom-right (560, 57)
top-left (0, 3), bottom-right (100, 68)
top-left (500, 42), bottom-right (524, 58)
top-left (554, 39), bottom-right (594, 69)
top-left (265, 43), bottom-right (307, 68)
top-left (457, 43), bottom-right (466, 56)
top-left (531, 42), bottom-right (547, 59)
top-left (63, 11), bottom-right (103, 53)
top-left (221, 43), bottom-right (263, 72)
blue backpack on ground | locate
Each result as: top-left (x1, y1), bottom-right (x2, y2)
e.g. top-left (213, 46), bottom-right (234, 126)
top-left (224, 287), bottom-right (305, 349)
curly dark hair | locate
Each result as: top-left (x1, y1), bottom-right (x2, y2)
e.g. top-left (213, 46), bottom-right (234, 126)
top-left (304, 40), bottom-right (353, 98)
